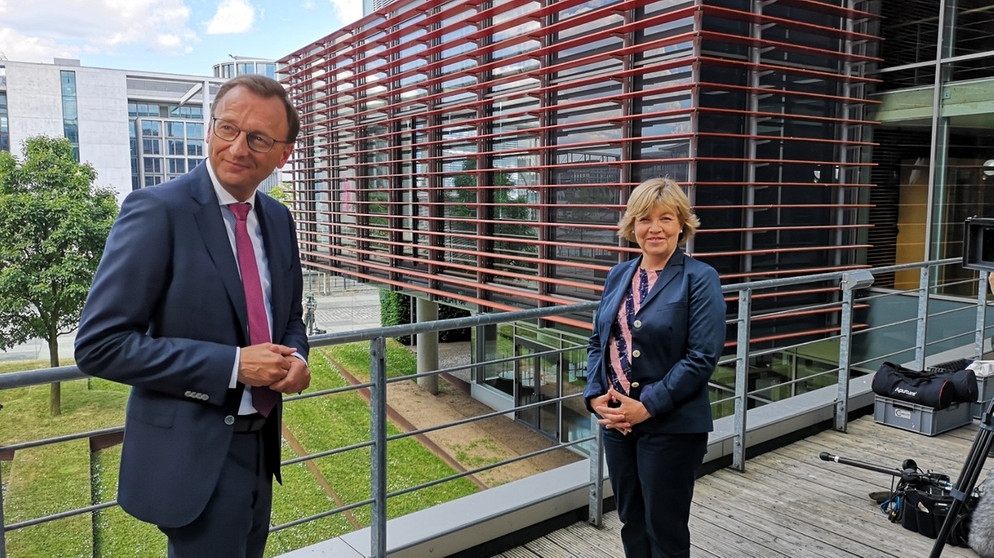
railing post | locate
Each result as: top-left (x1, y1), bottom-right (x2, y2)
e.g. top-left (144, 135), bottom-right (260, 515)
top-left (588, 414), bottom-right (603, 528)
top-left (976, 272), bottom-right (990, 358)
top-left (369, 336), bottom-right (387, 558)
top-left (732, 289), bottom-right (752, 472)
top-left (1, 457), bottom-right (6, 558)
top-left (837, 270), bottom-right (874, 432)
top-left (914, 266), bottom-right (930, 369)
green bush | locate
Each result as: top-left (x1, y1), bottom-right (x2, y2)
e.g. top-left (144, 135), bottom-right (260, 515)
top-left (378, 290), bottom-right (471, 344)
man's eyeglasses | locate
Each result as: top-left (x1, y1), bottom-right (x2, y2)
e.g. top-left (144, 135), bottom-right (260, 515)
top-left (211, 118), bottom-right (292, 153)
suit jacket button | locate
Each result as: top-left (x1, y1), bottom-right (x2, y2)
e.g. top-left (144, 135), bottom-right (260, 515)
top-left (633, 320), bottom-right (642, 328)
top-left (184, 390), bottom-right (193, 398)
top-left (224, 415), bottom-right (235, 426)
top-left (632, 349), bottom-right (641, 358)
top-left (631, 382), bottom-right (640, 389)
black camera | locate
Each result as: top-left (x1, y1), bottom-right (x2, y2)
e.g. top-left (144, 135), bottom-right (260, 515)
top-left (963, 216), bottom-right (994, 272)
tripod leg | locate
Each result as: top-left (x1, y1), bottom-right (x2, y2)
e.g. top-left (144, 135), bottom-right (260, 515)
top-left (930, 400), bottom-right (994, 557)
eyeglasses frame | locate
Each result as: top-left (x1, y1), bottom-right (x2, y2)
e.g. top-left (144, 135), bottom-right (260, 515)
top-left (210, 117), bottom-right (293, 153)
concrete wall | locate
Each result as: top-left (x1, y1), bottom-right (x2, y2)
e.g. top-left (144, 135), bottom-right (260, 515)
top-left (4, 61), bottom-right (133, 202)
top-left (75, 69), bottom-right (133, 202)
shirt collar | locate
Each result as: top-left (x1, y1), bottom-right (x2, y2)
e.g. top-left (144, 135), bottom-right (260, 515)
top-left (205, 159), bottom-right (256, 209)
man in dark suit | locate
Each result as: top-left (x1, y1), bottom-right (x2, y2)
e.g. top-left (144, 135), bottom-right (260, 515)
top-left (75, 74), bottom-right (310, 557)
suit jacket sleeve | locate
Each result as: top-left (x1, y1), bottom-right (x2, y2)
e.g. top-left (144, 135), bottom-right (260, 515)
top-left (75, 185), bottom-right (244, 405)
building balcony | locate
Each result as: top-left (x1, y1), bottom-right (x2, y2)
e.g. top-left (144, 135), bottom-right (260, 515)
top-left (1, 258), bottom-right (992, 557)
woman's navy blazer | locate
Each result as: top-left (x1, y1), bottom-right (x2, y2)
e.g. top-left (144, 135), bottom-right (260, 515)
top-left (584, 248), bottom-right (726, 434)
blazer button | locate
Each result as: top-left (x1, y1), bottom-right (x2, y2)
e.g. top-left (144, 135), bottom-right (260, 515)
top-left (632, 350), bottom-right (641, 358)
top-left (631, 382), bottom-right (640, 389)
top-left (633, 320), bottom-right (642, 328)
top-left (224, 415), bottom-right (235, 426)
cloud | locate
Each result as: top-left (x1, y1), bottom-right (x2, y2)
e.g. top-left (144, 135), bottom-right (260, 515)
top-left (0, 27), bottom-right (80, 62)
top-left (206, 0), bottom-right (257, 35)
top-left (0, 0), bottom-right (197, 63)
top-left (328, 0), bottom-right (362, 26)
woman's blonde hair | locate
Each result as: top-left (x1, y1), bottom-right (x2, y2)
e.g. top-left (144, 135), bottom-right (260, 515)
top-left (617, 178), bottom-right (700, 245)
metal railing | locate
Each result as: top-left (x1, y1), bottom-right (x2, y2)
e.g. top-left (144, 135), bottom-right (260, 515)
top-left (0, 258), bottom-right (990, 557)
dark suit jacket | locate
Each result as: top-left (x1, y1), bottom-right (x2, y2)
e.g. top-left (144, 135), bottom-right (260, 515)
top-left (584, 249), bottom-right (726, 434)
top-left (75, 162), bottom-right (308, 528)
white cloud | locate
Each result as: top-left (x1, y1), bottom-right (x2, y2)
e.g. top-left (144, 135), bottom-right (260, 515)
top-left (0, 0), bottom-right (197, 63)
top-left (0, 27), bottom-right (79, 62)
top-left (206, 0), bottom-right (257, 35)
top-left (328, 0), bottom-right (362, 26)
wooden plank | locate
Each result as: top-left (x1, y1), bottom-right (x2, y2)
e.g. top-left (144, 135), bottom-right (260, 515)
top-left (496, 416), bottom-right (983, 558)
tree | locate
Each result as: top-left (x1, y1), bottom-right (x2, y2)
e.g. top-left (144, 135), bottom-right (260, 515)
top-left (267, 182), bottom-right (293, 206)
top-left (0, 136), bottom-right (119, 415)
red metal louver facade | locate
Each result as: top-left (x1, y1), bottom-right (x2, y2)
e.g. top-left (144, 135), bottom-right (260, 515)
top-left (280, 0), bottom-right (881, 339)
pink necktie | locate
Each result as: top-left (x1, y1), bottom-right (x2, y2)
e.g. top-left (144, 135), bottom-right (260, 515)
top-left (230, 202), bottom-right (278, 417)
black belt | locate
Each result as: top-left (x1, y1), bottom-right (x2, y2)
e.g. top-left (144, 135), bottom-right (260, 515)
top-left (233, 413), bottom-right (268, 433)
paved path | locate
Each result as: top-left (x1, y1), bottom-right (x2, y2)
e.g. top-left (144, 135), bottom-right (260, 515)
top-left (309, 285), bottom-right (381, 334)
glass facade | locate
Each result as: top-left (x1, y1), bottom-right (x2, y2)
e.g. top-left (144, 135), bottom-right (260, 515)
top-left (60, 70), bottom-right (79, 161)
top-left (870, 0), bottom-right (994, 295)
top-left (213, 59), bottom-right (278, 80)
top-left (129, 102), bottom-right (205, 190)
top-left (281, 0), bottom-right (881, 441)
top-left (0, 91), bottom-right (8, 153)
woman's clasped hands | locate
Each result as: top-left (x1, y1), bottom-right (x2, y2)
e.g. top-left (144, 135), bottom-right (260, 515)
top-left (590, 388), bottom-right (651, 436)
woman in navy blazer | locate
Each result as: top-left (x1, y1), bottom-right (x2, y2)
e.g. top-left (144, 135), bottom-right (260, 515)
top-left (584, 178), bottom-right (726, 558)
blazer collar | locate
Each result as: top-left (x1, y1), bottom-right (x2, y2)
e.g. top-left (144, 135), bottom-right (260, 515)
top-left (640, 249), bottom-right (684, 309)
top-left (187, 163), bottom-right (253, 340)
top-left (604, 249), bottom-right (687, 314)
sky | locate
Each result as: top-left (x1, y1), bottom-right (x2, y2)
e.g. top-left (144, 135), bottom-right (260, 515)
top-left (0, 0), bottom-right (363, 76)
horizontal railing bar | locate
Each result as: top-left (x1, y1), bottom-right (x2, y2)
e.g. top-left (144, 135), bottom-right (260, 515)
top-left (382, 345), bottom-right (579, 385)
top-left (307, 300), bottom-right (602, 346)
top-left (0, 426), bottom-right (123, 453)
top-left (271, 497), bottom-right (376, 533)
top-left (284, 381), bottom-right (374, 402)
top-left (4, 501), bottom-right (118, 532)
top-left (385, 392), bottom-right (584, 443)
top-left (281, 439), bottom-right (375, 467)
top-left (0, 257), bottom-right (978, 557)
top-left (0, 303), bottom-right (602, 392)
top-left (383, 436), bottom-right (595, 500)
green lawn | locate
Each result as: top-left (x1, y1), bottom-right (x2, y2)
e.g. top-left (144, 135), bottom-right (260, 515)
top-left (0, 340), bottom-right (478, 557)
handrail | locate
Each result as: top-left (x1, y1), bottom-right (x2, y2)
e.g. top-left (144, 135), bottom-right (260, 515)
top-left (1, 257), bottom-right (989, 558)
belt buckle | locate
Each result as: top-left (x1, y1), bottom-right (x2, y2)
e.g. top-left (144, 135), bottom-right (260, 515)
top-left (235, 414), bottom-right (266, 433)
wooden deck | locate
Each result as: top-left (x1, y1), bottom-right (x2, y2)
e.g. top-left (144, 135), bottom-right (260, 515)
top-left (495, 414), bottom-right (991, 558)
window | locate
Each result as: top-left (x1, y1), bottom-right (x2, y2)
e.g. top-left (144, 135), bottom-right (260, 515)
top-left (60, 70), bottom-right (79, 161)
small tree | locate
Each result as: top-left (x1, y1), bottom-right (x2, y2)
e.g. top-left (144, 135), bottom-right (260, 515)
top-left (0, 136), bottom-right (119, 415)
top-left (267, 182), bottom-right (293, 206)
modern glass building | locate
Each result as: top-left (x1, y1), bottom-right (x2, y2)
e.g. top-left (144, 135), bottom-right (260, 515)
top-left (280, 0), bottom-right (994, 442)
top-left (127, 78), bottom-right (217, 191)
top-left (869, 1), bottom-right (994, 293)
top-left (213, 56), bottom-right (278, 81)
top-left (0, 57), bottom-right (287, 201)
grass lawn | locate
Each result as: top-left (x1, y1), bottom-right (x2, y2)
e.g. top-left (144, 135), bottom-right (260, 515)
top-left (0, 340), bottom-right (478, 557)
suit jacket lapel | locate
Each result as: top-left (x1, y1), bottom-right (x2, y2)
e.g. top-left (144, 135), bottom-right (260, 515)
top-left (639, 249), bottom-right (685, 310)
top-left (600, 259), bottom-right (638, 329)
top-left (188, 166), bottom-right (251, 343)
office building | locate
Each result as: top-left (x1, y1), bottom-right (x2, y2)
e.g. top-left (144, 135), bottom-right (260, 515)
top-left (279, 0), bottom-right (896, 441)
top-left (0, 56), bottom-right (283, 203)
top-left (279, 0), bottom-right (994, 443)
